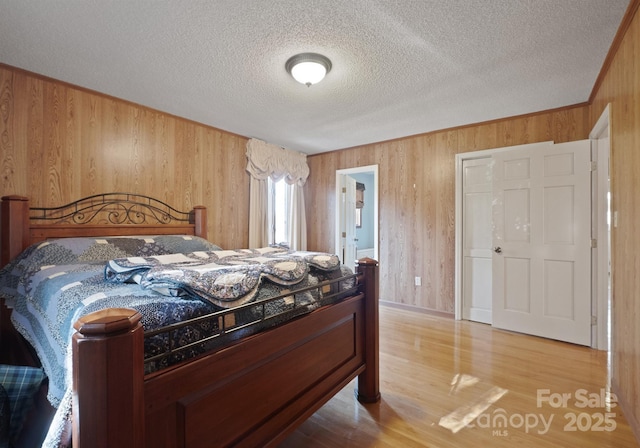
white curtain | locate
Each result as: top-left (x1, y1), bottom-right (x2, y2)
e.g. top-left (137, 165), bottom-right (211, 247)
top-left (248, 178), bottom-right (268, 248)
top-left (246, 138), bottom-right (309, 250)
top-left (288, 185), bottom-right (307, 250)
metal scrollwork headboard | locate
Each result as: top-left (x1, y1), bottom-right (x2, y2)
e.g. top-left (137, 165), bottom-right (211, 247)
top-left (29, 193), bottom-right (195, 225)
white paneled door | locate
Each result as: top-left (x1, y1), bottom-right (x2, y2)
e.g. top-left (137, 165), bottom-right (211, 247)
top-left (492, 140), bottom-right (592, 346)
top-left (462, 158), bottom-right (494, 324)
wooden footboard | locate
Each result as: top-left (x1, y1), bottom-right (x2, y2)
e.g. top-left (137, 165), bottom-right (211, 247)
top-left (72, 259), bottom-right (379, 448)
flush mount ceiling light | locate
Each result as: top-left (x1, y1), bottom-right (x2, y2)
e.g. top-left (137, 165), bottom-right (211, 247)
top-left (285, 53), bottom-right (332, 87)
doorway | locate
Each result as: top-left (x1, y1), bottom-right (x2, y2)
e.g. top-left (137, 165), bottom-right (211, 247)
top-left (335, 165), bottom-right (379, 270)
top-left (589, 104), bottom-right (611, 352)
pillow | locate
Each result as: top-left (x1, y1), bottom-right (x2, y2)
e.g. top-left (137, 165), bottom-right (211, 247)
top-left (1, 235), bottom-right (223, 277)
top-left (34, 235), bottom-right (223, 262)
top-left (0, 365), bottom-right (46, 445)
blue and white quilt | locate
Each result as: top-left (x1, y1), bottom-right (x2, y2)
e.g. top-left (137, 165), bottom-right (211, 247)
top-left (104, 246), bottom-right (341, 308)
top-left (0, 235), bottom-right (351, 447)
top-left (0, 236), bottom-right (346, 403)
top-left (0, 235), bottom-right (223, 406)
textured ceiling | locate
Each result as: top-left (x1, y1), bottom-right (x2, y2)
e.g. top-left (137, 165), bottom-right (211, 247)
top-left (0, 0), bottom-right (630, 155)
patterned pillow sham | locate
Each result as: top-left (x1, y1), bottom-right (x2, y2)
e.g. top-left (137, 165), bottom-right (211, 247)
top-left (1, 235), bottom-right (222, 274)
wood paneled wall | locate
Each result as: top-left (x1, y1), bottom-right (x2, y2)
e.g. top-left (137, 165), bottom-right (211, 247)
top-left (590, 1), bottom-right (640, 439)
top-left (305, 106), bottom-right (591, 313)
top-left (0, 64), bottom-right (250, 249)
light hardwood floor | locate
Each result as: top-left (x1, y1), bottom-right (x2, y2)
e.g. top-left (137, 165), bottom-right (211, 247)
top-left (280, 305), bottom-right (639, 447)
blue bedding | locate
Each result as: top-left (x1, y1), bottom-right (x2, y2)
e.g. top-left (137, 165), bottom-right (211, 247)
top-left (104, 246), bottom-right (341, 307)
top-left (0, 235), bottom-right (351, 407)
top-left (1, 235), bottom-right (353, 447)
top-left (0, 235), bottom-right (223, 406)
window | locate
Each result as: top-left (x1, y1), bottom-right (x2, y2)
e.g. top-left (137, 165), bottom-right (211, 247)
top-left (268, 178), bottom-right (291, 246)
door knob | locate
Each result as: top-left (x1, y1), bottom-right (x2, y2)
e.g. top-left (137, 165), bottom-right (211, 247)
top-left (494, 247), bottom-right (502, 254)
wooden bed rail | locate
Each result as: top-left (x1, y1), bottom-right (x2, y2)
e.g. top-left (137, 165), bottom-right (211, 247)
top-left (70, 258), bottom-right (380, 448)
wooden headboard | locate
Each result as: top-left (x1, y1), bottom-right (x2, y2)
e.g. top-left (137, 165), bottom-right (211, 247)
top-left (0, 193), bottom-right (207, 267)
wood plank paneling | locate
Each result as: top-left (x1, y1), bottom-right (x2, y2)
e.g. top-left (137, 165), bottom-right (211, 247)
top-left (306, 105), bottom-right (590, 315)
top-left (0, 64), bottom-right (250, 250)
top-left (590, 1), bottom-right (640, 440)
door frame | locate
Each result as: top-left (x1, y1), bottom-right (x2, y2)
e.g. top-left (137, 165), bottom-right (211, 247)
top-left (335, 165), bottom-right (379, 263)
top-left (589, 104), bottom-right (611, 351)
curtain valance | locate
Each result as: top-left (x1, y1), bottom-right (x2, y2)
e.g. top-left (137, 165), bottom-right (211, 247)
top-left (246, 138), bottom-right (309, 186)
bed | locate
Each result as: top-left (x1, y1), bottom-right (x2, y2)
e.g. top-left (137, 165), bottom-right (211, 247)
top-left (0, 193), bottom-right (380, 448)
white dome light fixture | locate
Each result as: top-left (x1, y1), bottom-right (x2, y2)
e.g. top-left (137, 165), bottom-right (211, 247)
top-left (285, 53), bottom-right (332, 87)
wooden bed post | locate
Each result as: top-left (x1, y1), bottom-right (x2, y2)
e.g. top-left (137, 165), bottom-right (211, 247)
top-left (355, 257), bottom-right (381, 403)
top-left (193, 205), bottom-right (207, 239)
top-left (1, 195), bottom-right (30, 268)
top-left (72, 308), bottom-right (145, 448)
